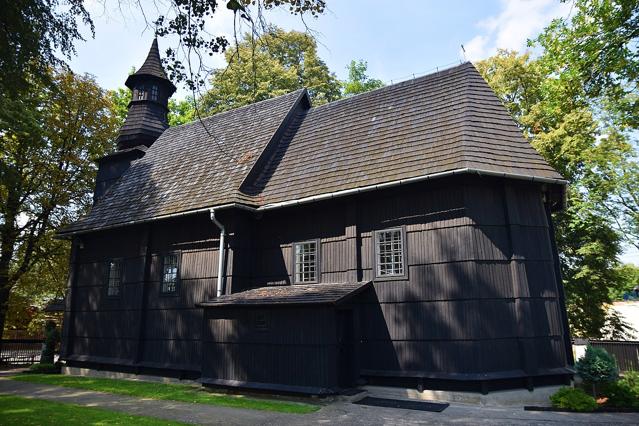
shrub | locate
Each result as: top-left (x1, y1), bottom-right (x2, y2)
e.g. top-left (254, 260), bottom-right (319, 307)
top-left (575, 346), bottom-right (619, 395)
top-left (601, 381), bottom-right (639, 408)
top-left (620, 370), bottom-right (639, 395)
top-left (27, 363), bottom-right (61, 374)
top-left (550, 387), bottom-right (598, 412)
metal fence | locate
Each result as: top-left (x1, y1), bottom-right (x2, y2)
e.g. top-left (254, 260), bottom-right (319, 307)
top-left (590, 340), bottom-right (639, 372)
top-left (0, 339), bottom-right (43, 365)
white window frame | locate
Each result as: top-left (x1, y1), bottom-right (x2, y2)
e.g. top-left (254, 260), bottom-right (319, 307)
top-left (161, 253), bottom-right (180, 294)
top-left (374, 227), bottom-right (407, 279)
top-left (293, 240), bottom-right (319, 284)
top-left (106, 259), bottom-right (122, 297)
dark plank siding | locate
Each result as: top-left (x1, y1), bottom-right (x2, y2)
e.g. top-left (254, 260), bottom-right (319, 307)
top-left (64, 175), bottom-right (569, 388)
top-left (202, 307), bottom-right (339, 391)
top-left (66, 214), bottom-right (221, 373)
top-left (241, 177), bottom-right (568, 382)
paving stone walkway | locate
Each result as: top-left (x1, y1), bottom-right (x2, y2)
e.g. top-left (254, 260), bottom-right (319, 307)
top-left (1, 378), bottom-right (638, 425)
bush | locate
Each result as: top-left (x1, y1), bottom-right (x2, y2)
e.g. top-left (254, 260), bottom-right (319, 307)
top-left (575, 346), bottom-right (619, 393)
top-left (601, 381), bottom-right (639, 408)
top-left (620, 370), bottom-right (639, 395)
top-left (27, 363), bottom-right (61, 374)
top-left (550, 387), bottom-right (598, 412)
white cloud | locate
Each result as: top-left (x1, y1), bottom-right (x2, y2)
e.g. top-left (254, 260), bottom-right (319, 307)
top-left (462, 0), bottom-right (572, 61)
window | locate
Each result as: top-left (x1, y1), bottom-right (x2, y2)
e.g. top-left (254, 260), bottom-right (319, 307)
top-left (294, 240), bottom-right (318, 283)
top-left (161, 253), bottom-right (179, 294)
top-left (136, 86), bottom-right (145, 100)
top-left (375, 228), bottom-right (405, 278)
top-left (107, 259), bottom-right (122, 297)
top-left (150, 85), bottom-right (159, 101)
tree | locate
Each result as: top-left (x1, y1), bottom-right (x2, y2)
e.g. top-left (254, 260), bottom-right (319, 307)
top-left (534, 0), bottom-right (639, 250)
top-left (342, 60), bottom-right (385, 96)
top-left (476, 50), bottom-right (631, 337)
top-left (575, 345), bottom-right (619, 396)
top-left (0, 0), bottom-right (93, 96)
top-left (0, 1), bottom-right (327, 95)
top-left (0, 69), bottom-right (119, 341)
top-left (535, 0), bottom-right (639, 128)
top-left (610, 263), bottom-right (639, 300)
top-left (201, 27), bottom-right (341, 114)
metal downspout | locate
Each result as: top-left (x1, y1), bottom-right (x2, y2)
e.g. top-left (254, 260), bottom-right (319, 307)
top-left (209, 209), bottom-right (226, 298)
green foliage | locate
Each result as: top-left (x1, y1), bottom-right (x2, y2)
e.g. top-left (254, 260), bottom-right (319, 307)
top-left (27, 363), bottom-right (61, 374)
top-left (476, 47), bottom-right (639, 338)
top-left (533, 0), bottom-right (639, 250)
top-left (601, 380), bottom-right (639, 408)
top-left (201, 27), bottom-right (341, 114)
top-left (168, 98), bottom-right (196, 127)
top-left (1, 69), bottom-right (119, 338)
top-left (610, 264), bottom-right (639, 300)
top-left (576, 346), bottom-right (619, 384)
top-left (13, 375), bottom-right (320, 413)
top-left (549, 386), bottom-right (599, 411)
top-left (106, 87), bottom-right (132, 128)
top-left (0, 394), bottom-right (183, 425)
top-left (534, 0), bottom-right (639, 128)
top-left (107, 88), bottom-right (196, 128)
top-left (342, 60), bottom-right (385, 97)
top-left (0, 0), bottom-right (93, 96)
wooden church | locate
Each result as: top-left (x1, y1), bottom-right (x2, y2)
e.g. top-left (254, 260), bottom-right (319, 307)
top-left (59, 39), bottom-right (574, 394)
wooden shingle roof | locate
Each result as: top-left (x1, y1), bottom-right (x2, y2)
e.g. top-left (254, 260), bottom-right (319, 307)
top-left (60, 62), bottom-right (564, 235)
top-left (247, 62), bottom-right (563, 205)
top-left (199, 282), bottom-right (372, 307)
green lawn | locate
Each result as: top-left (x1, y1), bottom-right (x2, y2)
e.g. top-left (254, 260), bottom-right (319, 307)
top-left (0, 395), bottom-right (185, 425)
top-left (12, 374), bottom-right (319, 414)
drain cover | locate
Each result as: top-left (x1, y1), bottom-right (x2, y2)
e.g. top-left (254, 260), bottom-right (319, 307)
top-left (354, 396), bottom-right (449, 412)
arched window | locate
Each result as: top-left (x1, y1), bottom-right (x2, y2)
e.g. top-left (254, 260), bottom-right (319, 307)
top-left (151, 85), bottom-right (159, 101)
top-left (136, 86), bottom-right (145, 100)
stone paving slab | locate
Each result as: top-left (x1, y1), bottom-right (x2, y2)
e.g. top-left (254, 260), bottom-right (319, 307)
top-left (2, 377), bottom-right (639, 425)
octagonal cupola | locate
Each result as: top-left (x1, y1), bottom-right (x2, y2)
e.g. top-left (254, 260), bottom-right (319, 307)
top-left (116, 38), bottom-right (177, 150)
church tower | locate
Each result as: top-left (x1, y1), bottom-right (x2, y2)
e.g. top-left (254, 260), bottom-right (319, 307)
top-left (116, 38), bottom-right (177, 150)
top-left (93, 39), bottom-right (176, 201)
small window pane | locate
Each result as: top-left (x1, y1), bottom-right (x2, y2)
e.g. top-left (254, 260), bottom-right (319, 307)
top-left (376, 229), bottom-right (404, 277)
top-left (136, 86), bottom-right (145, 100)
top-left (294, 241), bottom-right (317, 283)
top-left (150, 85), bottom-right (159, 101)
top-left (161, 254), bottom-right (179, 293)
top-left (107, 260), bottom-right (122, 297)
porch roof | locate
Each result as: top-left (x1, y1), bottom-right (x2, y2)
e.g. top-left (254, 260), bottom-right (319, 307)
top-left (199, 282), bottom-right (372, 307)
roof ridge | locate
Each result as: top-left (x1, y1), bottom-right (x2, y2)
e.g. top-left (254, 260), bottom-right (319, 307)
top-left (309, 61), bottom-right (473, 112)
top-left (169, 89), bottom-right (306, 131)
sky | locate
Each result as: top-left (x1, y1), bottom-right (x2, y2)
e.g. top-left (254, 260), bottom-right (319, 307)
top-left (68, 0), bottom-right (639, 264)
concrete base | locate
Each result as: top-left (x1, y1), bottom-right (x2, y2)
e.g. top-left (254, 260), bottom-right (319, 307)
top-left (364, 384), bottom-right (563, 407)
top-left (62, 366), bottom-right (198, 386)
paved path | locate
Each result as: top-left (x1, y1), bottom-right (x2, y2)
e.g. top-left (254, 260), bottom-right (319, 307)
top-left (1, 378), bottom-right (638, 425)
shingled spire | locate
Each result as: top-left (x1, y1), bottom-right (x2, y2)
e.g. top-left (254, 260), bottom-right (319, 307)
top-left (116, 38), bottom-right (177, 150)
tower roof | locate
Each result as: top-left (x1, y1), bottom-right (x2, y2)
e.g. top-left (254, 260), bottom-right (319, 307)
top-left (125, 38), bottom-right (176, 94)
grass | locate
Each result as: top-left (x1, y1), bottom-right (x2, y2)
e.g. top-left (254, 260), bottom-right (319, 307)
top-left (0, 394), bottom-right (186, 425)
top-left (12, 374), bottom-right (320, 414)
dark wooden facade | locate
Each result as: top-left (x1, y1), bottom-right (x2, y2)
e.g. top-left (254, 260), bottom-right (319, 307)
top-left (62, 175), bottom-right (572, 393)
